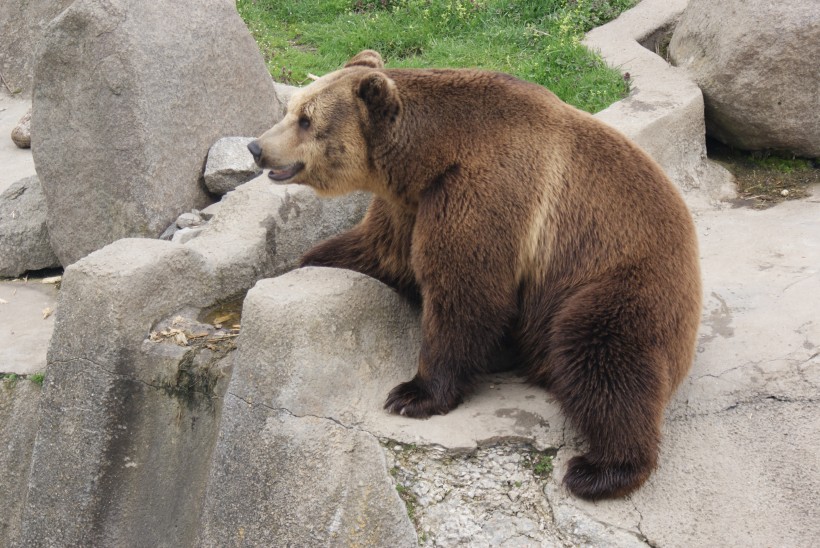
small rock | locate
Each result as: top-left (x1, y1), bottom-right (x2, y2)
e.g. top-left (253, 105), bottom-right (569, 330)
top-left (781, 189), bottom-right (790, 197)
top-left (159, 224), bottom-right (178, 241)
top-left (203, 137), bottom-right (263, 195)
top-left (414, 483), bottom-right (430, 496)
top-left (11, 108), bottom-right (32, 149)
top-left (176, 212), bottom-right (203, 229)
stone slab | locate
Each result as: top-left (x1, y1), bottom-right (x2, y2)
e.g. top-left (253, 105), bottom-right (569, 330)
top-left (199, 400), bottom-right (417, 547)
top-left (31, 0), bottom-right (283, 266)
top-left (0, 277), bottom-right (57, 375)
top-left (17, 181), bottom-right (370, 543)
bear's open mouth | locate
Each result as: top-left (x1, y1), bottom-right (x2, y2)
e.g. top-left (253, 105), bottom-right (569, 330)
top-left (268, 162), bottom-right (305, 181)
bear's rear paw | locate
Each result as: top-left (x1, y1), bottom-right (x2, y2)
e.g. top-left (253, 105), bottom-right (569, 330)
top-left (384, 376), bottom-right (460, 418)
top-left (562, 455), bottom-right (651, 500)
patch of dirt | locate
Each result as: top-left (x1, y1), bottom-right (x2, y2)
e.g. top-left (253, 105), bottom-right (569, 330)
top-left (707, 138), bottom-right (820, 208)
top-left (639, 24), bottom-right (674, 62)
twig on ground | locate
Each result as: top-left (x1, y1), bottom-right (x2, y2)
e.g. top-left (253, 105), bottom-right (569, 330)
top-left (0, 71), bottom-right (14, 94)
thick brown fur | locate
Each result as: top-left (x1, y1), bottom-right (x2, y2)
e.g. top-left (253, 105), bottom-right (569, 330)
top-left (250, 50), bottom-right (702, 500)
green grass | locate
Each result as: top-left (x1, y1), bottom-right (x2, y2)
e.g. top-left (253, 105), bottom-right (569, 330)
top-left (532, 454), bottom-right (554, 477)
top-left (1, 372), bottom-right (45, 388)
top-left (1, 373), bottom-right (20, 388)
top-left (238, 0), bottom-right (635, 113)
top-left (395, 483), bottom-right (418, 522)
top-left (749, 155), bottom-right (814, 174)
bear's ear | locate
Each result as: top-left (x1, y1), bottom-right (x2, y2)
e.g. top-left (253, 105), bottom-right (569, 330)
top-left (357, 72), bottom-right (400, 122)
top-left (345, 50), bottom-right (384, 69)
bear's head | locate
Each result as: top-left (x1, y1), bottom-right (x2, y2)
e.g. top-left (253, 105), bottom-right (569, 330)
top-left (248, 50), bottom-right (401, 196)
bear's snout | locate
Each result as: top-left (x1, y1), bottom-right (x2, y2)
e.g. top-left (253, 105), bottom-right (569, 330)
top-left (247, 140), bottom-right (263, 166)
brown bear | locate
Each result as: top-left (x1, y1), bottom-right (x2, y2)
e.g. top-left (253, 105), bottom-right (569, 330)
top-left (248, 50), bottom-right (702, 500)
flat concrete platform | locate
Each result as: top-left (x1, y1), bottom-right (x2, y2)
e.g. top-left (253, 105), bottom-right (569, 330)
top-left (1, 92), bottom-right (56, 375)
top-left (0, 278), bottom-right (57, 375)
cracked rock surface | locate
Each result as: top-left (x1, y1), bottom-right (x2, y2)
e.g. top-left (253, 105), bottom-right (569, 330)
top-left (384, 443), bottom-right (565, 547)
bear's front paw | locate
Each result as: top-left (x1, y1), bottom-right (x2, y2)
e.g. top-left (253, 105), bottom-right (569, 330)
top-left (384, 376), bottom-right (460, 418)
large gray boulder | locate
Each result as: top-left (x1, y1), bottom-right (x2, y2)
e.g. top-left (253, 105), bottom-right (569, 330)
top-left (0, 175), bottom-right (59, 277)
top-left (19, 239), bottom-right (222, 547)
top-left (199, 268), bottom-right (420, 546)
top-left (31, 0), bottom-right (285, 267)
top-left (0, 0), bottom-right (74, 97)
top-left (669, 0), bottom-right (820, 157)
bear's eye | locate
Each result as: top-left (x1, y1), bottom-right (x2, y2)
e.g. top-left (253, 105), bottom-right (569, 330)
top-left (298, 116), bottom-right (311, 130)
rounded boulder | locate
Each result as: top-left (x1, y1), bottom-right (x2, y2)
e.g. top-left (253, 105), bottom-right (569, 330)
top-left (669, 0), bottom-right (820, 157)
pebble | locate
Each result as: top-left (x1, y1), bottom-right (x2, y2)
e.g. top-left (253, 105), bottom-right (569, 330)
top-left (160, 208), bottom-right (216, 242)
top-left (176, 212), bottom-right (203, 229)
top-left (159, 223), bottom-right (178, 241)
top-left (11, 108), bottom-right (32, 149)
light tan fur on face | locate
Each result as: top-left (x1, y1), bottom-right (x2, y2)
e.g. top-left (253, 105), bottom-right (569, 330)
top-left (255, 69), bottom-right (383, 197)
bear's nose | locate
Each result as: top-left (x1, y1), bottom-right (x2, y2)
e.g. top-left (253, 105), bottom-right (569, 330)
top-left (247, 140), bottom-right (263, 165)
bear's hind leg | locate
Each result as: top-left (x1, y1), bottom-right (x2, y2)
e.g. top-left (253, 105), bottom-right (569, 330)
top-left (545, 277), bottom-right (670, 500)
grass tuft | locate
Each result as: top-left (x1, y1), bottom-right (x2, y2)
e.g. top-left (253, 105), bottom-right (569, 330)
top-left (1, 372), bottom-right (46, 388)
top-left (238, 0), bottom-right (635, 113)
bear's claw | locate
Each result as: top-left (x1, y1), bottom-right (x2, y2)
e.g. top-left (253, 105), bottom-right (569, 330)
top-left (384, 377), bottom-right (455, 418)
